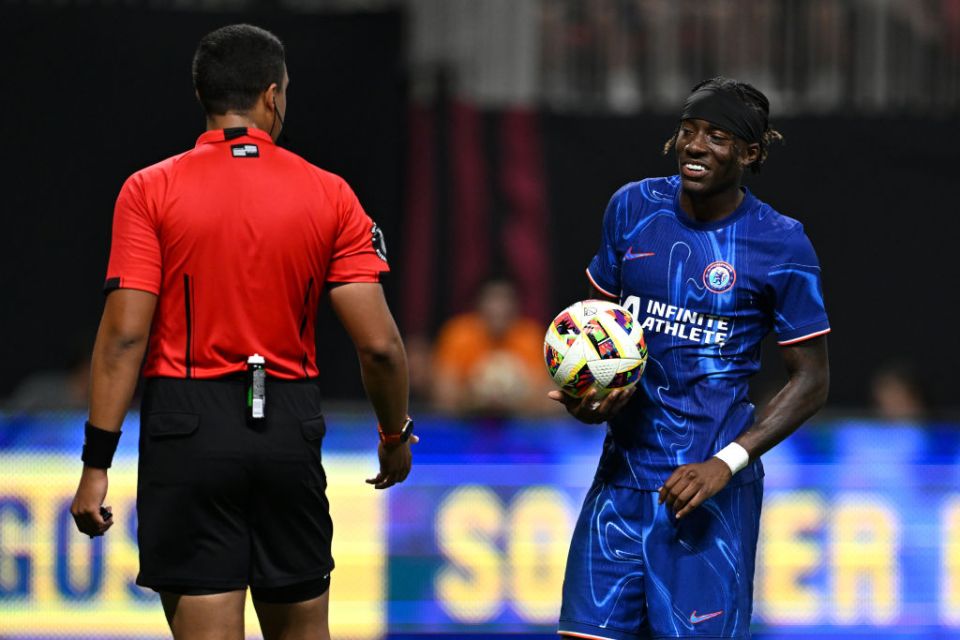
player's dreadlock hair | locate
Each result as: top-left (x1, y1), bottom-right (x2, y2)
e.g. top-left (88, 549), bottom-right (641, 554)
top-left (662, 77), bottom-right (784, 174)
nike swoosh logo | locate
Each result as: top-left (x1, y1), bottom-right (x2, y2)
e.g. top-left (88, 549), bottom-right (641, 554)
top-left (690, 610), bottom-right (723, 624)
top-left (624, 248), bottom-right (656, 261)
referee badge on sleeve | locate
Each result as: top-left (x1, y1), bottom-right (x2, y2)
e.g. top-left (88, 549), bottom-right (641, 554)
top-left (371, 223), bottom-right (388, 261)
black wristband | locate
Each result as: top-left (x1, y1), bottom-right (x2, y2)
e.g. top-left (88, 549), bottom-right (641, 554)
top-left (81, 421), bottom-right (121, 469)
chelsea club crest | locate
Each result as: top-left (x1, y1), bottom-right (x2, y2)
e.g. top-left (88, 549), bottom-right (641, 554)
top-left (703, 260), bottom-right (736, 294)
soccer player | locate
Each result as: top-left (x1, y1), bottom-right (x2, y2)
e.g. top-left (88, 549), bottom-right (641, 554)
top-left (69, 24), bottom-right (414, 640)
top-left (549, 77), bottom-right (830, 639)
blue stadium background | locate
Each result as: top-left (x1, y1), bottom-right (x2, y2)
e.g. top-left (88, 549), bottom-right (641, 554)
top-left (3, 413), bottom-right (960, 638)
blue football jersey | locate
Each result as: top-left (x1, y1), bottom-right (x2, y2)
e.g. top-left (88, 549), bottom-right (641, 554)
top-left (586, 175), bottom-right (830, 489)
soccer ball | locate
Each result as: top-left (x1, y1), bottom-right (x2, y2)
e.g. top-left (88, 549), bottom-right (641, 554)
top-left (544, 299), bottom-right (648, 398)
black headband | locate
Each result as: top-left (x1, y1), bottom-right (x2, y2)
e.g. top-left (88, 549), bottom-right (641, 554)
top-left (680, 86), bottom-right (765, 144)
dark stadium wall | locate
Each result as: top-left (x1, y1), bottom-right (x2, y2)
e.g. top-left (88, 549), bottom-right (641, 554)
top-left (3, 5), bottom-right (953, 410)
top-left (398, 101), bottom-right (552, 338)
top-left (0, 6), bottom-right (406, 401)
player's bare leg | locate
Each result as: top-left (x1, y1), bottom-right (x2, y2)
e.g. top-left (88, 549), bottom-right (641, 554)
top-left (160, 590), bottom-right (247, 640)
top-left (253, 590), bottom-right (331, 640)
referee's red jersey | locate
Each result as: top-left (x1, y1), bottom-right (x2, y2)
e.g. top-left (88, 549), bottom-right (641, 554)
top-left (105, 127), bottom-right (389, 379)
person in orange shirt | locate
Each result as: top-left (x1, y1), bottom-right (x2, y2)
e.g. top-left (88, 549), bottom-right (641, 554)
top-left (431, 279), bottom-right (557, 416)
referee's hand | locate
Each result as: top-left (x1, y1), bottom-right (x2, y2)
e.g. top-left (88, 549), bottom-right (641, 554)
top-left (71, 467), bottom-right (114, 538)
top-left (366, 435), bottom-right (419, 490)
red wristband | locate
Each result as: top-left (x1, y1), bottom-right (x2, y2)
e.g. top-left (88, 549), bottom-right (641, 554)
top-left (378, 416), bottom-right (413, 445)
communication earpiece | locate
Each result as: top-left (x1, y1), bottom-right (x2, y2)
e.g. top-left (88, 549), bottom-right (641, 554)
top-left (273, 96), bottom-right (285, 130)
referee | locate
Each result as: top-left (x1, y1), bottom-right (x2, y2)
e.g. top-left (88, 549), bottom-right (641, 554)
top-left (70, 24), bottom-right (414, 640)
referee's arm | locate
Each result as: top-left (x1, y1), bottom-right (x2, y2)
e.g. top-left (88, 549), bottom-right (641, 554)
top-left (328, 281), bottom-right (413, 489)
top-left (72, 289), bottom-right (157, 536)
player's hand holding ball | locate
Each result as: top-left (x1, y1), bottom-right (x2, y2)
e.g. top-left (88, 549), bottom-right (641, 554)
top-left (548, 386), bottom-right (636, 424)
top-left (544, 299), bottom-right (647, 424)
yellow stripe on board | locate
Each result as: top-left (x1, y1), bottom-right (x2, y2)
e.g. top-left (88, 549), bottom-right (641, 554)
top-left (0, 453), bottom-right (384, 639)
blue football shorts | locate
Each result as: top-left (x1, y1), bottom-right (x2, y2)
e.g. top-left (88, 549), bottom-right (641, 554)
top-left (558, 476), bottom-right (763, 639)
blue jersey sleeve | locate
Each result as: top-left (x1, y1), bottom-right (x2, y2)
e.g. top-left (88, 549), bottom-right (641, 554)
top-left (767, 228), bottom-right (831, 344)
top-left (586, 189), bottom-right (628, 298)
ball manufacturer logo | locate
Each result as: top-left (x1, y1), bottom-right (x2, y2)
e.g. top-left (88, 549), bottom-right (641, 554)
top-left (703, 260), bottom-right (736, 294)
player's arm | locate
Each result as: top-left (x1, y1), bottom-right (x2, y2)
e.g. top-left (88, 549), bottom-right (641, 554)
top-left (733, 335), bottom-right (830, 458)
top-left (548, 284), bottom-right (635, 423)
top-left (328, 282), bottom-right (415, 489)
top-left (71, 289), bottom-right (157, 537)
top-left (660, 336), bottom-right (830, 519)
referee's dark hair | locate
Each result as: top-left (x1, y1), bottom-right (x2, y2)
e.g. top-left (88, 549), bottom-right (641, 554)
top-left (192, 24), bottom-right (286, 116)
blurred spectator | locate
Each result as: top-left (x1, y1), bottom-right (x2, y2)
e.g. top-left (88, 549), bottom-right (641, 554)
top-left (3, 346), bottom-right (90, 413)
top-left (431, 278), bottom-right (557, 416)
top-left (870, 360), bottom-right (930, 422)
top-left (835, 359), bottom-right (931, 496)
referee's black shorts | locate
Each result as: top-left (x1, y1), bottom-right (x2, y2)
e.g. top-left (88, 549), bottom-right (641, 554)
top-left (135, 376), bottom-right (333, 600)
